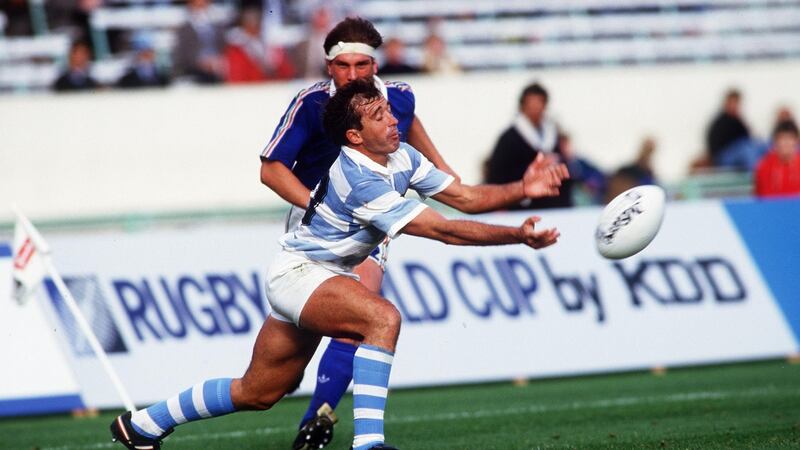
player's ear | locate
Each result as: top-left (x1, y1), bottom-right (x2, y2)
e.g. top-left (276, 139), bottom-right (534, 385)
top-left (372, 59), bottom-right (378, 75)
top-left (345, 129), bottom-right (363, 146)
top-left (325, 60), bottom-right (334, 77)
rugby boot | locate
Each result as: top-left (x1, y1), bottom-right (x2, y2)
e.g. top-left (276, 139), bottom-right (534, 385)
top-left (110, 411), bottom-right (173, 450)
top-left (292, 402), bottom-right (338, 449)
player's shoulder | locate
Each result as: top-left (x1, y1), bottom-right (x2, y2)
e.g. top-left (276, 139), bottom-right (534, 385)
top-left (385, 81), bottom-right (415, 113)
top-left (384, 80), bottom-right (413, 93)
top-left (394, 142), bottom-right (424, 167)
top-left (292, 80), bottom-right (331, 101)
top-left (398, 141), bottom-right (420, 155)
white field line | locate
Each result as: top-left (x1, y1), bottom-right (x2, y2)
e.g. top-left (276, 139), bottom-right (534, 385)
top-left (39, 385), bottom-right (788, 450)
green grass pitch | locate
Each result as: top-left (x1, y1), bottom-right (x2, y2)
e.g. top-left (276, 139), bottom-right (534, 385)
top-left (1, 359), bottom-right (798, 449)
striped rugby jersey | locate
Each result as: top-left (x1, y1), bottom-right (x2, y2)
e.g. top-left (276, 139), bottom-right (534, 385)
top-left (260, 76), bottom-right (416, 190)
top-left (280, 142), bottom-right (454, 270)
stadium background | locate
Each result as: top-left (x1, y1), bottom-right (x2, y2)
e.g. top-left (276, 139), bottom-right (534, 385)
top-left (1, 1), bottom-right (799, 448)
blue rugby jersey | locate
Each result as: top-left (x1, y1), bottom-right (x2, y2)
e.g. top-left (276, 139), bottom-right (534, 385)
top-left (260, 76), bottom-right (416, 190)
top-left (280, 143), bottom-right (454, 270)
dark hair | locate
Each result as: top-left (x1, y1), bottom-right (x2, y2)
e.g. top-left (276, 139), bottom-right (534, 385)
top-left (725, 88), bottom-right (741, 101)
top-left (323, 78), bottom-right (383, 146)
top-left (70, 40), bottom-right (92, 54)
top-left (519, 82), bottom-right (549, 107)
top-left (323, 17), bottom-right (383, 55)
top-left (773, 120), bottom-right (799, 138)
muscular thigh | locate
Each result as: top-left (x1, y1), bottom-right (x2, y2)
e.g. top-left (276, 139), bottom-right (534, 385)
top-left (299, 275), bottom-right (394, 340)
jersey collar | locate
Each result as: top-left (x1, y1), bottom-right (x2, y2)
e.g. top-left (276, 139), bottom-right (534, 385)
top-left (341, 145), bottom-right (392, 176)
top-left (329, 75), bottom-right (389, 99)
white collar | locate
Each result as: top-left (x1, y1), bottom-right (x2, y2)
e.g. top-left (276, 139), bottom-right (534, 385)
top-left (513, 113), bottom-right (558, 153)
top-left (341, 145), bottom-right (392, 176)
top-left (329, 75), bottom-right (388, 99)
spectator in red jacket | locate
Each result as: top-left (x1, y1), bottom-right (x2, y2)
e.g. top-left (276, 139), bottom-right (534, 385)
top-left (224, 7), bottom-right (295, 84)
top-left (754, 120), bottom-right (800, 198)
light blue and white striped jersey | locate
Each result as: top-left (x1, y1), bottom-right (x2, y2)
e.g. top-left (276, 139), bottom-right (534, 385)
top-left (280, 142), bottom-right (454, 270)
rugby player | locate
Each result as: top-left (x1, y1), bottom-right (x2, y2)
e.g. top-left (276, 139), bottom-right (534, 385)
top-left (259, 16), bottom-right (455, 449)
top-left (110, 78), bottom-right (565, 450)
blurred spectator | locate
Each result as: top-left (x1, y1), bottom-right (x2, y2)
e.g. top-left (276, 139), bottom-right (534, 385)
top-left (1, 0), bottom-right (33, 36)
top-left (605, 137), bottom-right (658, 203)
top-left (485, 82), bottom-right (572, 209)
top-left (291, 5), bottom-right (332, 79)
top-left (172, 0), bottom-right (227, 84)
top-left (224, 7), bottom-right (295, 83)
top-left (775, 106), bottom-right (795, 126)
top-left (422, 33), bottom-right (460, 75)
top-left (559, 132), bottom-right (607, 205)
top-left (52, 40), bottom-right (100, 92)
top-left (116, 34), bottom-right (170, 89)
top-left (754, 121), bottom-right (800, 198)
top-left (379, 38), bottom-right (420, 75)
top-left (706, 88), bottom-right (767, 170)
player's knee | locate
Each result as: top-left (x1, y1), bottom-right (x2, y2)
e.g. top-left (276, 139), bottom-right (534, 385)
top-left (374, 302), bottom-right (402, 338)
top-left (386, 303), bottom-right (402, 334)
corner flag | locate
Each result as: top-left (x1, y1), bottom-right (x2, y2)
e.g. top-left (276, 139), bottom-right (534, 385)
top-left (9, 205), bottom-right (136, 412)
top-left (12, 212), bottom-right (48, 304)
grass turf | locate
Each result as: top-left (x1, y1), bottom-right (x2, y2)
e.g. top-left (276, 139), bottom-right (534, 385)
top-left (1, 359), bottom-right (798, 449)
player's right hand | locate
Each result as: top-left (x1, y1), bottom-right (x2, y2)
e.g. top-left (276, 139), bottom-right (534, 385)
top-left (519, 216), bottom-right (560, 249)
top-left (521, 153), bottom-right (570, 199)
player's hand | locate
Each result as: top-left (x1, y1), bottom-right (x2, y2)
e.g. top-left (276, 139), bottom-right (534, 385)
top-left (521, 153), bottom-right (570, 198)
top-left (519, 216), bottom-right (560, 249)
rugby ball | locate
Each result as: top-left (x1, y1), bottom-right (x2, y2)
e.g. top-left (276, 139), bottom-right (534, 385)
top-left (595, 185), bottom-right (665, 259)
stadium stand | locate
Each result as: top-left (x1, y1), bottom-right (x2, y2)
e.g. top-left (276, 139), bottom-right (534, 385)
top-left (87, 1), bottom-right (235, 59)
top-left (1, 0), bottom-right (800, 92)
top-left (0, 34), bottom-right (70, 91)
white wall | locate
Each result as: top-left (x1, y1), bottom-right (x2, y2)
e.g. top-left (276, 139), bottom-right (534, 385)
top-left (2, 61), bottom-right (799, 222)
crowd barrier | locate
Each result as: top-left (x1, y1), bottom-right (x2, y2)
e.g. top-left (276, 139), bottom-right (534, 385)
top-left (1, 197), bottom-right (798, 416)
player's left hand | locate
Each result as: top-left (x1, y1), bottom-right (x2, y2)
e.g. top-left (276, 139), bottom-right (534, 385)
top-left (519, 216), bottom-right (560, 249)
top-left (522, 153), bottom-right (570, 198)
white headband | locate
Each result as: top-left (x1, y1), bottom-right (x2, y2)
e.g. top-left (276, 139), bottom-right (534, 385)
top-left (325, 41), bottom-right (376, 61)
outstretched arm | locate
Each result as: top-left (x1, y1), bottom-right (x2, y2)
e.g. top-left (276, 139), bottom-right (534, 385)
top-left (407, 116), bottom-right (460, 181)
top-left (432, 153), bottom-right (569, 214)
top-left (400, 207), bottom-right (559, 249)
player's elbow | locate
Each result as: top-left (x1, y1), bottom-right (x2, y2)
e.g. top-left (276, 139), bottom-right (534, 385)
top-left (438, 186), bottom-right (480, 214)
top-left (260, 160), bottom-right (276, 187)
top-left (401, 219), bottom-right (448, 243)
top-left (450, 193), bottom-right (481, 214)
top-left (455, 200), bottom-right (481, 214)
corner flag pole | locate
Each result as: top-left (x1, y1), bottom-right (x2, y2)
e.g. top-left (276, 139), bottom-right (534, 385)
top-left (12, 206), bottom-right (137, 413)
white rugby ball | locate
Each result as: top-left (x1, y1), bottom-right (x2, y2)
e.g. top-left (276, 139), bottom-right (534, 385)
top-left (595, 185), bottom-right (665, 259)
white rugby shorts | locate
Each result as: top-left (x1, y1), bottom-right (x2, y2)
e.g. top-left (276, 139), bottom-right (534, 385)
top-left (266, 250), bottom-right (357, 325)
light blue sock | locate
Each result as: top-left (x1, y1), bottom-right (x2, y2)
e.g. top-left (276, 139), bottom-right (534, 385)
top-left (130, 378), bottom-right (236, 438)
top-left (352, 344), bottom-right (394, 450)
